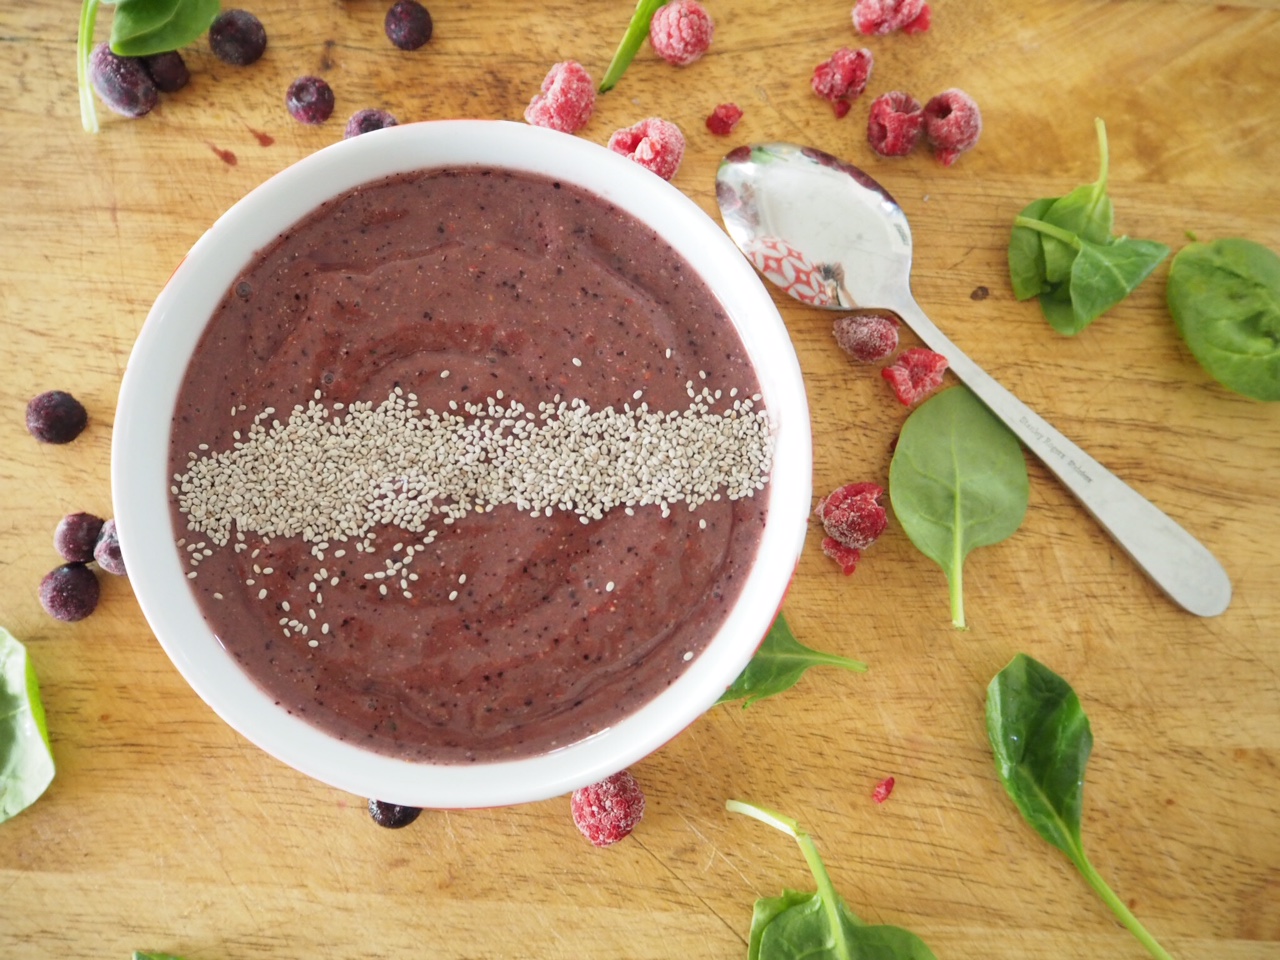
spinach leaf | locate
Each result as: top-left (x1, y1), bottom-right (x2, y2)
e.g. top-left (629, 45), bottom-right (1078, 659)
top-left (888, 386), bottom-right (1028, 629)
top-left (133, 953), bottom-right (186, 960)
top-left (1039, 118), bottom-right (1115, 284)
top-left (77, 0), bottom-right (220, 133)
top-left (598, 0), bottom-right (668, 93)
top-left (1008, 197), bottom-right (1056, 300)
top-left (1167, 237), bottom-right (1280, 401)
top-left (727, 800), bottom-right (938, 960)
top-left (0, 627), bottom-right (56, 824)
top-left (717, 614), bottom-right (866, 708)
top-left (986, 654), bottom-right (1177, 960)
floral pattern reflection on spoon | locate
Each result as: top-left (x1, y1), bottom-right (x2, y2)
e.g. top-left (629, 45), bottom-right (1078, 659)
top-left (743, 236), bottom-right (847, 307)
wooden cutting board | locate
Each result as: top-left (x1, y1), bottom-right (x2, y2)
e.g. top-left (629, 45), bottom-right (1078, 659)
top-left (1, 0), bottom-right (1277, 957)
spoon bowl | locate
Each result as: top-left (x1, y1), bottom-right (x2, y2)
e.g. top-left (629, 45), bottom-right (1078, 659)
top-left (717, 142), bottom-right (1232, 618)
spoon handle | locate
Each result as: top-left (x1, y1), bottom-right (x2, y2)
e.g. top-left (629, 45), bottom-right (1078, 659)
top-left (888, 294), bottom-right (1232, 617)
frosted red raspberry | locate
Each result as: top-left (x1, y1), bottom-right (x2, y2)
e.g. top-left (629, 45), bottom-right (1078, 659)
top-left (867, 91), bottom-right (924, 158)
top-left (816, 482), bottom-right (887, 551)
top-left (706, 102), bottom-right (743, 136)
top-left (882, 348), bottom-right (949, 405)
top-left (607, 117), bottom-right (685, 181)
top-left (524, 60), bottom-right (595, 134)
top-left (833, 313), bottom-right (899, 362)
top-left (923, 89), bottom-right (982, 166)
top-left (821, 537), bottom-right (861, 576)
top-left (811, 47), bottom-right (873, 119)
top-left (570, 770), bottom-right (646, 846)
top-left (872, 776), bottom-right (896, 803)
top-left (852, 0), bottom-right (931, 35)
top-left (649, 0), bottom-right (714, 66)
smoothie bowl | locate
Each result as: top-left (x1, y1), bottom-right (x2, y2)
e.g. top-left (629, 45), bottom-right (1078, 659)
top-left (113, 120), bottom-right (810, 809)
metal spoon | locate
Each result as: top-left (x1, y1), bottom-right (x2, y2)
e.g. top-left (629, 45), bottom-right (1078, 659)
top-left (716, 142), bottom-right (1232, 617)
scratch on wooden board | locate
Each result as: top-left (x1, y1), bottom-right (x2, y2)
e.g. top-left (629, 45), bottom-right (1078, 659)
top-left (633, 832), bottom-right (748, 947)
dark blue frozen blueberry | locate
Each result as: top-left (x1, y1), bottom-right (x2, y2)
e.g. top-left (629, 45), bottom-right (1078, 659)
top-left (55, 512), bottom-right (106, 564)
top-left (368, 798), bottom-right (422, 828)
top-left (88, 44), bottom-right (159, 119)
top-left (40, 563), bottom-right (101, 622)
top-left (142, 51), bottom-right (191, 93)
top-left (94, 519), bottom-right (127, 577)
top-left (344, 109), bottom-right (399, 139)
top-left (209, 10), bottom-right (268, 66)
top-left (385, 0), bottom-right (433, 51)
top-left (26, 390), bottom-right (88, 444)
top-left (286, 76), bottom-right (335, 124)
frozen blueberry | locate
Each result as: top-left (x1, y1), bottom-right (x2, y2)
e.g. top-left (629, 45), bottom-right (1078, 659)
top-left (141, 51), bottom-right (191, 93)
top-left (94, 519), bottom-right (127, 577)
top-left (40, 563), bottom-right (101, 622)
top-left (286, 76), bottom-right (335, 124)
top-left (55, 512), bottom-right (106, 564)
top-left (368, 798), bottom-right (422, 828)
top-left (344, 108), bottom-right (399, 139)
top-left (26, 390), bottom-right (88, 444)
top-left (209, 10), bottom-right (268, 66)
top-left (385, 0), bottom-right (433, 51)
top-left (88, 44), bottom-right (159, 119)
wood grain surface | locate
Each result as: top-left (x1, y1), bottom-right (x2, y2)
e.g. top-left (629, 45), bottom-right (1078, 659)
top-left (2, 0), bottom-right (1278, 958)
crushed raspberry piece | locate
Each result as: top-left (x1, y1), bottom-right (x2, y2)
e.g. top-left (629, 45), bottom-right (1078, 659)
top-left (852, 0), bottom-right (929, 35)
top-left (649, 0), bottom-right (715, 66)
top-left (570, 770), bottom-right (646, 846)
top-left (867, 91), bottom-right (924, 158)
top-left (816, 482), bottom-right (887, 551)
top-left (872, 776), bottom-right (896, 803)
top-left (923, 88), bottom-right (982, 166)
top-left (524, 60), bottom-right (595, 134)
top-left (821, 536), bottom-right (861, 575)
top-left (882, 348), bottom-right (949, 405)
top-left (706, 102), bottom-right (743, 136)
top-left (607, 117), bottom-right (685, 181)
top-left (811, 47), bottom-right (873, 118)
top-left (902, 4), bottom-right (931, 33)
top-left (833, 313), bottom-right (899, 362)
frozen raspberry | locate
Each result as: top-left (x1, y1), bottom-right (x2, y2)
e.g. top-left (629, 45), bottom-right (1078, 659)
top-left (94, 519), bottom-right (127, 577)
top-left (55, 512), bottom-right (105, 564)
top-left (816, 482), bottom-right (887, 551)
top-left (811, 47), bottom-right (873, 119)
top-left (882, 348), bottom-right (949, 405)
top-left (649, 0), bottom-right (714, 66)
top-left (141, 51), bottom-right (190, 93)
top-left (88, 44), bottom-right (159, 119)
top-left (368, 798), bottom-right (422, 828)
top-left (872, 776), bottom-right (896, 803)
top-left (706, 102), bottom-right (743, 136)
top-left (852, 0), bottom-right (929, 35)
top-left (902, 4), bottom-right (932, 34)
top-left (523, 60), bottom-right (595, 134)
top-left (834, 313), bottom-right (899, 363)
top-left (923, 89), bottom-right (982, 166)
top-left (821, 537), bottom-right (861, 576)
top-left (286, 76), bottom-right (335, 124)
top-left (40, 563), bottom-right (101, 622)
top-left (209, 10), bottom-right (267, 66)
top-left (570, 769), bottom-right (645, 846)
top-left (867, 91), bottom-right (924, 158)
top-left (607, 117), bottom-right (685, 181)
top-left (26, 390), bottom-right (88, 444)
top-left (344, 108), bottom-right (399, 139)
top-left (384, 0), bottom-right (433, 51)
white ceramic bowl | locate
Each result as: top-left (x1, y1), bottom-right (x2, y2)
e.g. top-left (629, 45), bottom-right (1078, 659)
top-left (113, 120), bottom-right (811, 809)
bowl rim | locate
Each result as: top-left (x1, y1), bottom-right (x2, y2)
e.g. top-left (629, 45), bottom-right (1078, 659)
top-left (112, 119), bottom-right (811, 808)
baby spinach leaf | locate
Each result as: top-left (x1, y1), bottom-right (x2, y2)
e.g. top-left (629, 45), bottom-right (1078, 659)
top-left (0, 627), bottom-right (56, 825)
top-left (1055, 235), bottom-right (1170, 336)
top-left (717, 614), bottom-right (866, 708)
top-left (1167, 237), bottom-right (1280, 401)
top-left (1008, 197), bottom-right (1056, 300)
top-left (1039, 118), bottom-right (1114, 284)
top-left (986, 655), bottom-right (1177, 960)
top-left (133, 953), bottom-right (187, 960)
top-left (598, 0), bottom-right (668, 93)
top-left (888, 387), bottom-right (1028, 629)
top-left (727, 800), bottom-right (938, 960)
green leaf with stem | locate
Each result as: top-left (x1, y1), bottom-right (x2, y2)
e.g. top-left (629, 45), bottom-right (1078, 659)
top-left (986, 654), bottom-right (1177, 960)
top-left (1, 627), bottom-right (56, 824)
top-left (888, 386), bottom-right (1028, 629)
top-left (717, 613), bottom-right (866, 708)
top-left (1008, 196), bottom-right (1057, 300)
top-left (598, 0), bottom-right (667, 93)
top-left (1040, 118), bottom-right (1114, 284)
top-left (726, 800), bottom-right (938, 960)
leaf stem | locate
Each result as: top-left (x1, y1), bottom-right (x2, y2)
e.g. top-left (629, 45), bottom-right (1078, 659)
top-left (1013, 215), bottom-right (1085, 250)
top-left (1092, 117), bottom-right (1110, 194)
top-left (598, 0), bottom-right (666, 93)
top-left (78, 0), bottom-right (101, 133)
top-left (1072, 852), bottom-right (1177, 960)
